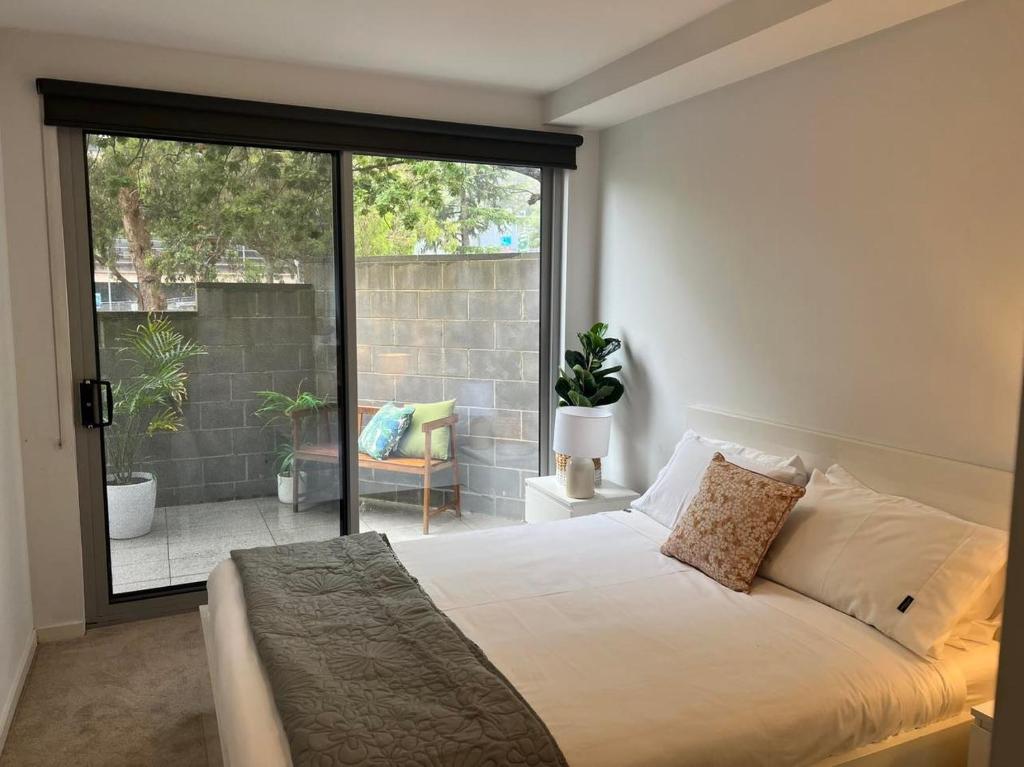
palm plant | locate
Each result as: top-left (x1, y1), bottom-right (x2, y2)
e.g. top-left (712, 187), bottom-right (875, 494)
top-left (254, 387), bottom-right (329, 477)
top-left (106, 316), bottom-right (207, 485)
top-left (555, 322), bottom-right (624, 407)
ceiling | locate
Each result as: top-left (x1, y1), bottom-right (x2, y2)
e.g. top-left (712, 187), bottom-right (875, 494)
top-left (0, 0), bottom-right (734, 93)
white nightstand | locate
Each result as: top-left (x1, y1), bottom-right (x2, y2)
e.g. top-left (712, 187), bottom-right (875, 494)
top-left (524, 475), bottom-right (640, 524)
top-left (968, 700), bottom-right (994, 767)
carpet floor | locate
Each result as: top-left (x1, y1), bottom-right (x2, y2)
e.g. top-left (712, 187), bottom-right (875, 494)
top-left (1, 612), bottom-right (222, 767)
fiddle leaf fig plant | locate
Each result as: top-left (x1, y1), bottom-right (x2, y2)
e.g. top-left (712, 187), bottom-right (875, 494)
top-left (555, 322), bottom-right (624, 408)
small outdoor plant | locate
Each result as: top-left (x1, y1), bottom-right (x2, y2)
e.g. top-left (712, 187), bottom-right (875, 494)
top-left (254, 387), bottom-right (329, 478)
top-left (106, 316), bottom-right (207, 485)
top-left (555, 322), bottom-right (624, 408)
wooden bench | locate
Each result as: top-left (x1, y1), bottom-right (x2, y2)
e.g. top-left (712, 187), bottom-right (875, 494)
top-left (290, 403), bottom-right (461, 534)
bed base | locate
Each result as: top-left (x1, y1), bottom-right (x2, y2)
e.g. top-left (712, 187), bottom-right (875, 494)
top-left (200, 605), bottom-right (235, 767)
top-left (816, 713), bottom-right (971, 766)
top-left (202, 604), bottom-right (970, 767)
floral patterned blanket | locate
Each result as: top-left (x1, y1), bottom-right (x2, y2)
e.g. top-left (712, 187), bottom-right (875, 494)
top-left (231, 532), bottom-right (568, 767)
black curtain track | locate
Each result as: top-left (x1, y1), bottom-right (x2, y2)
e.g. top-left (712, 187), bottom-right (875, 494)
top-left (36, 79), bottom-right (583, 169)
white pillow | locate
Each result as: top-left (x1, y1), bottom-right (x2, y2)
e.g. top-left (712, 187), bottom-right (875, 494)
top-left (760, 469), bottom-right (1008, 658)
top-left (632, 430), bottom-right (808, 528)
top-left (824, 463), bottom-right (1005, 648)
top-left (824, 463), bottom-right (865, 487)
top-left (946, 568), bottom-right (1004, 648)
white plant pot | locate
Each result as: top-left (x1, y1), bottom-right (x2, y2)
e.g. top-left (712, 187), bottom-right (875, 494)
top-left (106, 472), bottom-right (157, 540)
top-left (277, 472), bottom-right (307, 504)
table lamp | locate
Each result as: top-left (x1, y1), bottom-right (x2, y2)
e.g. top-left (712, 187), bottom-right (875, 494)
top-left (553, 406), bottom-right (612, 499)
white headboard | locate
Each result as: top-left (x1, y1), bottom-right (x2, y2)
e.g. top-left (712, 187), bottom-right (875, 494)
top-left (687, 406), bottom-right (1014, 530)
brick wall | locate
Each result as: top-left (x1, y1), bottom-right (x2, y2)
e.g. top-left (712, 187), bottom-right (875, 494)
top-left (97, 255), bottom-right (542, 520)
top-left (98, 283), bottom-right (318, 506)
top-left (354, 253), bottom-right (540, 520)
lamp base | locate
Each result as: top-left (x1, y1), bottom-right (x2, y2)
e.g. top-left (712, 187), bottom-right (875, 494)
top-left (565, 455), bottom-right (596, 499)
top-left (555, 453), bottom-right (602, 486)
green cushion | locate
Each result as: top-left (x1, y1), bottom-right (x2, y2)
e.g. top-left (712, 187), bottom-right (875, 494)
top-left (358, 402), bottom-right (414, 460)
top-left (397, 399), bottom-right (455, 460)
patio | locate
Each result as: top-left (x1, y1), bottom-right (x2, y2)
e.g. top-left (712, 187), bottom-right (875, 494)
top-left (100, 263), bottom-right (541, 596)
top-left (109, 497), bottom-right (520, 593)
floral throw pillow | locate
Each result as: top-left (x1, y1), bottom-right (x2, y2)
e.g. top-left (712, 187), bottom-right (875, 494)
top-left (660, 452), bottom-right (805, 592)
top-left (358, 403), bottom-right (415, 461)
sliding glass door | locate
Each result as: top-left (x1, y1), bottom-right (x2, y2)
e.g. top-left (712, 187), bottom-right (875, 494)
top-left (75, 133), bottom-right (346, 605)
top-left (352, 157), bottom-right (544, 540)
top-left (49, 83), bottom-right (569, 624)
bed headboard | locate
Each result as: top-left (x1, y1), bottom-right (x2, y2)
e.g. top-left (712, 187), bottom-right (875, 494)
top-left (686, 406), bottom-right (1014, 530)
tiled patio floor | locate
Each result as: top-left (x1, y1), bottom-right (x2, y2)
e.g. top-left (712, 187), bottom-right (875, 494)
top-left (110, 496), bottom-right (521, 594)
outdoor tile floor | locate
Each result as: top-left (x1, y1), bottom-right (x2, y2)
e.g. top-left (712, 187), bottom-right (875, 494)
top-left (110, 496), bottom-right (521, 594)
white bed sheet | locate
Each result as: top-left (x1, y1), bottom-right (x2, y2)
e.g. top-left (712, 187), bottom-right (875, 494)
top-left (205, 511), bottom-right (995, 767)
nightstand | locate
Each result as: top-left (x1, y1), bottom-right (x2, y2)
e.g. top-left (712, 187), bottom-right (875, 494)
top-left (968, 700), bottom-right (994, 767)
top-left (524, 475), bottom-right (639, 524)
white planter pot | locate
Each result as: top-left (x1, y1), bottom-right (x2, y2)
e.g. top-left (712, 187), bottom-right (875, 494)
top-left (106, 472), bottom-right (157, 540)
top-left (277, 472), bottom-right (307, 504)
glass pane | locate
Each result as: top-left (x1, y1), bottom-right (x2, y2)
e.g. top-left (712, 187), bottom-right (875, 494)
top-left (353, 156), bottom-right (541, 540)
top-left (86, 134), bottom-right (342, 595)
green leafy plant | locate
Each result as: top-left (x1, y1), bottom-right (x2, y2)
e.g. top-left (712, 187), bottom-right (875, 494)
top-left (253, 387), bottom-right (329, 477)
top-left (555, 323), bottom-right (624, 407)
top-left (273, 443), bottom-right (296, 479)
top-left (106, 316), bottom-right (207, 485)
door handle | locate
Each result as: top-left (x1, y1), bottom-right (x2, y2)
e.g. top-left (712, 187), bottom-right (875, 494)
top-left (79, 379), bottom-right (114, 429)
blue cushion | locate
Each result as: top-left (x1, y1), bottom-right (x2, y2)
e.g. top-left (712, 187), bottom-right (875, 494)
top-left (358, 403), bottom-right (415, 460)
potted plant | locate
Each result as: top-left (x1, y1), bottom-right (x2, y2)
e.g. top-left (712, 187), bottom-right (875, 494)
top-left (105, 316), bottom-right (206, 539)
top-left (271, 444), bottom-right (305, 505)
top-left (554, 322), bottom-right (624, 485)
top-left (254, 388), bottom-right (328, 504)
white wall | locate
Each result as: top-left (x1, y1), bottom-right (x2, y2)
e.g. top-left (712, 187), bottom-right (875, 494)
top-left (0, 120), bottom-right (36, 749)
top-left (597, 0), bottom-right (1024, 493)
top-left (562, 130), bottom-right (601, 347)
top-left (0, 28), bottom-right (568, 632)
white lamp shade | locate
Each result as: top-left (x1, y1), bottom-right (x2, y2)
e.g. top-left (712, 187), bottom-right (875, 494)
top-left (553, 406), bottom-right (612, 459)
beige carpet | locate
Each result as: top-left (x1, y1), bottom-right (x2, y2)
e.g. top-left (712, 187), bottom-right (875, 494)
top-left (1, 612), bottom-right (222, 767)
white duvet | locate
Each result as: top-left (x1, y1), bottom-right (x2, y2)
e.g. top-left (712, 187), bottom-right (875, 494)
top-left (205, 511), bottom-right (988, 767)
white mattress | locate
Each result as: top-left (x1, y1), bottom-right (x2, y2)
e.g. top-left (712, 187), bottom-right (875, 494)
top-left (205, 511), bottom-right (998, 767)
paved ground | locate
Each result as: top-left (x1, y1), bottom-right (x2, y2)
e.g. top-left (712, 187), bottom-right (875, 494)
top-left (109, 496), bottom-right (520, 593)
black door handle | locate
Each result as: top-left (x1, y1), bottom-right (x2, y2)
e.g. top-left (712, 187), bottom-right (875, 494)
top-left (79, 379), bottom-right (114, 429)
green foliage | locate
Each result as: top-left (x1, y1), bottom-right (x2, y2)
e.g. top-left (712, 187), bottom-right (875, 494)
top-left (106, 316), bottom-right (207, 485)
top-left (253, 388), bottom-right (328, 425)
top-left (274, 443), bottom-right (296, 479)
top-left (253, 387), bottom-right (329, 477)
top-left (86, 135), bottom-right (542, 309)
top-left (87, 136), bottom-right (334, 304)
top-left (352, 156), bottom-right (540, 256)
top-left (555, 323), bottom-right (624, 408)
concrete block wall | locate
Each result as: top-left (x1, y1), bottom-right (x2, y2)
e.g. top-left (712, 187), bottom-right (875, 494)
top-left (354, 254), bottom-right (541, 520)
top-left (98, 283), bottom-right (318, 506)
top-left (96, 255), bottom-right (541, 520)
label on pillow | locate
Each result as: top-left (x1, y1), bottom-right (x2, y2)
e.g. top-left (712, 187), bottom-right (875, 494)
top-left (897, 595), bottom-right (914, 613)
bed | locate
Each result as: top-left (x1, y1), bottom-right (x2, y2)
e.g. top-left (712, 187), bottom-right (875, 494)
top-left (201, 407), bottom-right (1011, 766)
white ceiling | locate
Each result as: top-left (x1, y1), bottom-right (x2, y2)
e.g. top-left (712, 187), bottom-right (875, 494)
top-left (0, 0), bottom-right (734, 93)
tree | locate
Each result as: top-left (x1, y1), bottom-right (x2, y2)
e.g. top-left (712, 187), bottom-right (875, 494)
top-left (88, 136), bottom-right (334, 310)
top-left (87, 135), bottom-right (541, 310)
top-left (352, 156), bottom-right (540, 255)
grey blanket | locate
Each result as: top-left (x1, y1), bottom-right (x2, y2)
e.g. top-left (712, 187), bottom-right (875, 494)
top-left (231, 533), bottom-right (568, 767)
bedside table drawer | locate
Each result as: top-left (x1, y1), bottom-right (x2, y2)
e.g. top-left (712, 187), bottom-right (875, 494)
top-left (968, 700), bottom-right (994, 767)
top-left (524, 476), bottom-right (639, 524)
